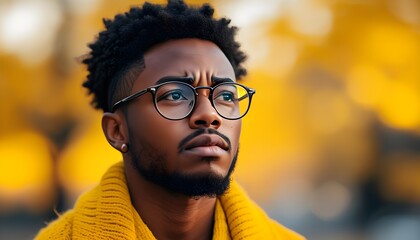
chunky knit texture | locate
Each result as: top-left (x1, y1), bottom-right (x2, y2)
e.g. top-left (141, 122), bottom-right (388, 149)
top-left (36, 162), bottom-right (305, 239)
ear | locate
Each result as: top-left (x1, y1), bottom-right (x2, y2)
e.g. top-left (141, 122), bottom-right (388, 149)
top-left (102, 112), bottom-right (128, 152)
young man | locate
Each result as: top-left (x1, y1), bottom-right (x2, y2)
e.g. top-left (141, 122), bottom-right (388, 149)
top-left (36, 1), bottom-right (304, 239)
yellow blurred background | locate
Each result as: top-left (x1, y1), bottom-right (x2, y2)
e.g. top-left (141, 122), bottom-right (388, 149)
top-left (1, 0), bottom-right (419, 239)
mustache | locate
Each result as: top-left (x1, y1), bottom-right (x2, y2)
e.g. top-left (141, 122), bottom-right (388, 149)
top-left (178, 128), bottom-right (231, 152)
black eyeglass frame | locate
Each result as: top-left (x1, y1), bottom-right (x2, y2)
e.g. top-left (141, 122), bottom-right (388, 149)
top-left (111, 81), bottom-right (256, 120)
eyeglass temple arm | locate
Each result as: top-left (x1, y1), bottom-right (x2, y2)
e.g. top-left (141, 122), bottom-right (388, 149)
top-left (236, 88), bottom-right (256, 101)
top-left (112, 89), bottom-right (149, 112)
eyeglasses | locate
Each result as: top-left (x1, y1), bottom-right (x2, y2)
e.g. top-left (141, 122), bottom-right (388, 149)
top-left (112, 81), bottom-right (256, 120)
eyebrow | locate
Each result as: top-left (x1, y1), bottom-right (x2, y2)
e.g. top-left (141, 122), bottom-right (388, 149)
top-left (156, 76), bottom-right (194, 85)
top-left (212, 76), bottom-right (234, 85)
top-left (156, 75), bottom-right (234, 85)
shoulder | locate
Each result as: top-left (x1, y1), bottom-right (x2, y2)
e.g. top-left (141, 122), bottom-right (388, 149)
top-left (220, 181), bottom-right (306, 239)
top-left (34, 210), bottom-right (74, 240)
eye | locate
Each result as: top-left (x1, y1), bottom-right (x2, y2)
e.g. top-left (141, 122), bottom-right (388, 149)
top-left (158, 89), bottom-right (188, 102)
top-left (215, 91), bottom-right (235, 102)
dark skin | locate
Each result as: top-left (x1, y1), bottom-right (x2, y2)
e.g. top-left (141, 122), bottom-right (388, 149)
top-left (102, 39), bottom-right (241, 240)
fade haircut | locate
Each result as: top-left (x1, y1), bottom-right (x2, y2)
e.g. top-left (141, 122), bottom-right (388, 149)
top-left (82, 0), bottom-right (247, 112)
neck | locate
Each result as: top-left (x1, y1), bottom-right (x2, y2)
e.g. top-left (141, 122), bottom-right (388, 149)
top-left (125, 164), bottom-right (216, 240)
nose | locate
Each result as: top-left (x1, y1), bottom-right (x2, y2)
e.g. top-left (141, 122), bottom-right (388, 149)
top-left (188, 94), bottom-right (222, 129)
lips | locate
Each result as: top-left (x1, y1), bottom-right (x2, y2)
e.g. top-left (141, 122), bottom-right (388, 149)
top-left (183, 134), bottom-right (230, 152)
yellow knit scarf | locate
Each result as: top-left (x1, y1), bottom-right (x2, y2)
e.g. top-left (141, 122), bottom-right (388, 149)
top-left (36, 162), bottom-right (304, 239)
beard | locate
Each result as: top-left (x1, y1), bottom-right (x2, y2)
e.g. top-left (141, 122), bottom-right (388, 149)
top-left (128, 134), bottom-right (238, 198)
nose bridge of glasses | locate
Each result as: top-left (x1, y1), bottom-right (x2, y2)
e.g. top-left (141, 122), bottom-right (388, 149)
top-left (191, 89), bottom-right (222, 124)
top-left (194, 86), bottom-right (215, 109)
top-left (192, 86), bottom-right (220, 116)
top-left (194, 85), bottom-right (213, 97)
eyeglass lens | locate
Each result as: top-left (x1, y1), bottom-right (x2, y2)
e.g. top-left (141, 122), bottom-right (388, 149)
top-left (154, 82), bottom-right (250, 120)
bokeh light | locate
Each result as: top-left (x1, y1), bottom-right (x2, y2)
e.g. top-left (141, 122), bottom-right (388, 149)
top-left (1, 0), bottom-right (420, 239)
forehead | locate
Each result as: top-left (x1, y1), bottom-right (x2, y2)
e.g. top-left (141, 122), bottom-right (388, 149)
top-left (132, 39), bottom-right (235, 89)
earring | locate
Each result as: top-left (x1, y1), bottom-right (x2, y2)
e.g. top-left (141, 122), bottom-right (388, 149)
top-left (121, 143), bottom-right (129, 153)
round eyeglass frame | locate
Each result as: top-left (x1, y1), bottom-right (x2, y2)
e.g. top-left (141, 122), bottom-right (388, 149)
top-left (111, 81), bottom-right (256, 120)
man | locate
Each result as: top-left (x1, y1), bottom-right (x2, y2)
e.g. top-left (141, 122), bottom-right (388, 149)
top-left (36, 0), bottom-right (305, 239)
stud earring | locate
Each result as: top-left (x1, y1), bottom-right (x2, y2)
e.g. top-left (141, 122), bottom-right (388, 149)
top-left (121, 143), bottom-right (129, 153)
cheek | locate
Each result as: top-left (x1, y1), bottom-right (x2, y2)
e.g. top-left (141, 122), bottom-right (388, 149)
top-left (128, 105), bottom-right (186, 153)
top-left (224, 120), bottom-right (242, 150)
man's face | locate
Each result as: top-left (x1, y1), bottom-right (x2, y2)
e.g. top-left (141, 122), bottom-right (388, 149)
top-left (122, 39), bottom-right (241, 197)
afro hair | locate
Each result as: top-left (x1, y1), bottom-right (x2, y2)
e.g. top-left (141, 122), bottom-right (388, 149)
top-left (82, 0), bottom-right (247, 112)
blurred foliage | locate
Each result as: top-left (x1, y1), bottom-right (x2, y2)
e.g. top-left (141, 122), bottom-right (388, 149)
top-left (0, 0), bottom-right (419, 238)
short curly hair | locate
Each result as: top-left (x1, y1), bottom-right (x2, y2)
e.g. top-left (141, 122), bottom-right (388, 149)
top-left (82, 0), bottom-right (247, 112)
